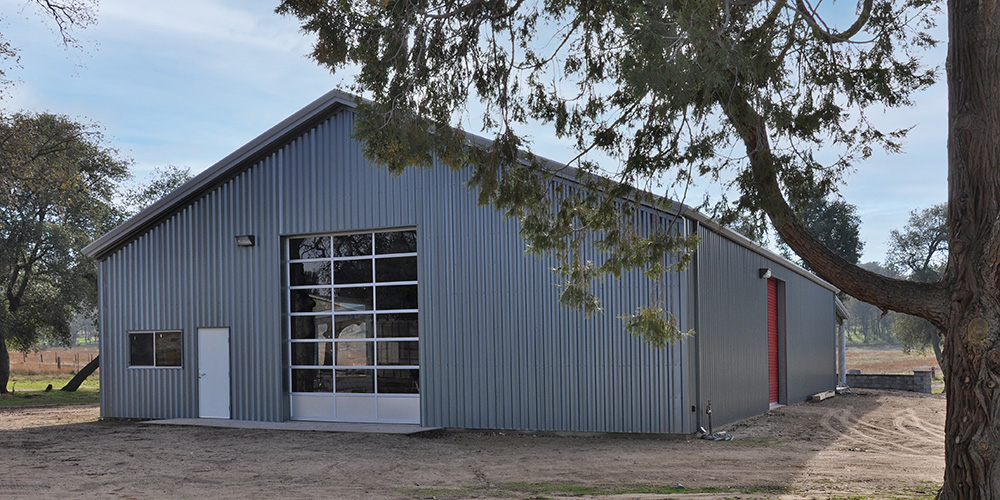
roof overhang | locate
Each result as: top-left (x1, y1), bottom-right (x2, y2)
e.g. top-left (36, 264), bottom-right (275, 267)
top-left (835, 296), bottom-right (851, 321)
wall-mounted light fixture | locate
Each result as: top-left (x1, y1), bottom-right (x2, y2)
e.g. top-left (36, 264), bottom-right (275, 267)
top-left (235, 235), bottom-right (256, 247)
top-left (759, 268), bottom-right (772, 279)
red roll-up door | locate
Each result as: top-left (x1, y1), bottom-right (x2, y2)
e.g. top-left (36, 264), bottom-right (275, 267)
top-left (768, 278), bottom-right (779, 404)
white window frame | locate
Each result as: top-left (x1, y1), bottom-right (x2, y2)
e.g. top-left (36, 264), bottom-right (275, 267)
top-left (127, 329), bottom-right (183, 368)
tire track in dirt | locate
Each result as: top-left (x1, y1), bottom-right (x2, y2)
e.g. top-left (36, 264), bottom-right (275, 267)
top-left (821, 406), bottom-right (942, 456)
top-left (892, 408), bottom-right (946, 446)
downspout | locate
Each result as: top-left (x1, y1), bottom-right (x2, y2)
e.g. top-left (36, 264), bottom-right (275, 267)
top-left (839, 320), bottom-right (847, 387)
top-left (691, 219), bottom-right (703, 432)
top-left (834, 296), bottom-right (850, 388)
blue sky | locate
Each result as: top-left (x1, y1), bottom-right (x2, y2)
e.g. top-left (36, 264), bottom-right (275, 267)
top-left (0, 0), bottom-right (948, 263)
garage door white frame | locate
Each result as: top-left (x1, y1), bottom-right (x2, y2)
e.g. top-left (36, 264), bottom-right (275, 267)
top-left (285, 229), bottom-right (419, 423)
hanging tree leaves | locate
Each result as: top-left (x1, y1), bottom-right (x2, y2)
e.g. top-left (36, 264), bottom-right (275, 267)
top-left (277, 0), bottom-right (938, 342)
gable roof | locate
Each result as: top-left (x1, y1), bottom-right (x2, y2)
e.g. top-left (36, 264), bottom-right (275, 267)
top-left (83, 89), bottom-right (838, 293)
top-left (82, 89), bottom-right (357, 260)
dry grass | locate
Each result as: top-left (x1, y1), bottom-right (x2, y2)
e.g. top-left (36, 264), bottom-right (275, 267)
top-left (9, 346), bottom-right (97, 375)
top-left (846, 345), bottom-right (939, 374)
top-left (847, 345), bottom-right (943, 393)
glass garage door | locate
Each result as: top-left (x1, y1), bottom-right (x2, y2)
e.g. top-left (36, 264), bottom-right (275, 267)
top-left (285, 229), bottom-right (419, 423)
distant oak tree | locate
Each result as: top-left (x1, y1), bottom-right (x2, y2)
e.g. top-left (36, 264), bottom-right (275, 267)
top-left (886, 203), bottom-right (948, 371)
top-left (0, 112), bottom-right (129, 393)
top-left (278, 0), bottom-right (997, 496)
top-left (61, 165), bottom-right (193, 392)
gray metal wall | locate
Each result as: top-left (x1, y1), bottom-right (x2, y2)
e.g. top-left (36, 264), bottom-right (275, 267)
top-left (694, 225), bottom-right (837, 427)
top-left (99, 109), bottom-right (693, 433)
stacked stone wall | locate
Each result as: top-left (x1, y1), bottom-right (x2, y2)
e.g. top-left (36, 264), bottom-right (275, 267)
top-left (845, 370), bottom-right (932, 394)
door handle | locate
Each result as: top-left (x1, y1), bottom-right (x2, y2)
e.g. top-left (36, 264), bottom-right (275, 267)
top-left (198, 370), bottom-right (206, 379)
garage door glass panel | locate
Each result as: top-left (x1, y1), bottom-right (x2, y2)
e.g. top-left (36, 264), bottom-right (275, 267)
top-left (291, 289), bottom-right (332, 312)
top-left (334, 287), bottom-right (373, 311)
top-left (376, 285), bottom-right (417, 310)
top-left (375, 230), bottom-right (416, 254)
top-left (376, 314), bottom-right (418, 338)
top-left (333, 234), bottom-right (372, 257)
top-left (291, 316), bottom-right (332, 340)
top-left (334, 259), bottom-right (373, 284)
top-left (336, 369), bottom-right (375, 393)
top-left (375, 257), bottom-right (417, 282)
top-left (335, 315), bottom-right (373, 339)
top-left (293, 369), bottom-right (333, 392)
top-left (289, 237), bottom-right (330, 260)
top-left (336, 341), bottom-right (374, 366)
top-left (289, 261), bottom-right (331, 286)
top-left (292, 342), bottom-right (334, 365)
top-left (377, 341), bottom-right (419, 365)
top-left (378, 369), bottom-right (419, 394)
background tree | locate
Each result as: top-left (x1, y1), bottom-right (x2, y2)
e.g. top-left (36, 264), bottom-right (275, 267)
top-left (885, 203), bottom-right (948, 370)
top-left (0, 112), bottom-right (129, 394)
top-left (119, 165), bottom-right (192, 217)
top-left (776, 183), bottom-right (864, 274)
top-left (60, 164), bottom-right (192, 392)
top-left (278, 0), bottom-right (1000, 496)
top-left (0, 1), bottom-right (97, 96)
top-left (844, 262), bottom-right (898, 345)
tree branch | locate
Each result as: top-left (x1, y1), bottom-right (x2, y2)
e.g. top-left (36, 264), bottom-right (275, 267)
top-left (793, 0), bottom-right (873, 43)
top-left (417, 0), bottom-right (522, 21)
top-left (721, 90), bottom-right (951, 327)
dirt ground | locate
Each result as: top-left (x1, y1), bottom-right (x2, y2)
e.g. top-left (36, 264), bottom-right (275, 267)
top-left (0, 389), bottom-right (944, 499)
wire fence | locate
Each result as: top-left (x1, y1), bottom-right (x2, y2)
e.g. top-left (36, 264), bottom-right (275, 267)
top-left (10, 348), bottom-right (98, 374)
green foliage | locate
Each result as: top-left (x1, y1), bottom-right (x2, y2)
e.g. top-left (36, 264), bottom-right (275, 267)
top-left (277, 0), bottom-right (939, 343)
top-left (119, 165), bottom-right (193, 218)
top-left (777, 182), bottom-right (864, 271)
top-left (884, 204), bottom-right (947, 363)
top-left (886, 203), bottom-right (947, 282)
top-left (0, 112), bottom-right (130, 353)
top-left (844, 263), bottom-right (899, 345)
top-left (621, 306), bottom-right (693, 348)
top-left (894, 312), bottom-right (938, 354)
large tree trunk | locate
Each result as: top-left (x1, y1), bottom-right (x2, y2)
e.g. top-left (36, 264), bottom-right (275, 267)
top-left (936, 0), bottom-right (1000, 497)
top-left (60, 355), bottom-right (98, 392)
top-left (939, 311), bottom-right (1000, 498)
top-left (0, 333), bottom-right (8, 394)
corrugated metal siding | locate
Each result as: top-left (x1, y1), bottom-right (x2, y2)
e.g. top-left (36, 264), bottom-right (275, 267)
top-left (99, 109), bottom-right (692, 432)
top-left (695, 226), bottom-right (836, 426)
top-left (417, 167), bottom-right (692, 433)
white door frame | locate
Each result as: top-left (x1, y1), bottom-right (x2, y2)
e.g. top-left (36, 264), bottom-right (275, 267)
top-left (198, 327), bottom-right (231, 419)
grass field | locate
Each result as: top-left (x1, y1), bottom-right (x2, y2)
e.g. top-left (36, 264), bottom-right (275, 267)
top-left (0, 388), bottom-right (99, 407)
top-left (6, 373), bottom-right (99, 391)
top-left (4, 346), bottom-right (100, 406)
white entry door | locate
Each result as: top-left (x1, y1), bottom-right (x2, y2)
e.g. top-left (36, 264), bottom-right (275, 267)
top-left (198, 327), bottom-right (231, 419)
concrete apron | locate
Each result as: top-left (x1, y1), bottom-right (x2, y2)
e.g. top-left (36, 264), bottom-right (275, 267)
top-left (142, 418), bottom-right (441, 435)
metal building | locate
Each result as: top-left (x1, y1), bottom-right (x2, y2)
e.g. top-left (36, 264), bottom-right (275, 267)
top-left (83, 90), bottom-right (841, 434)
